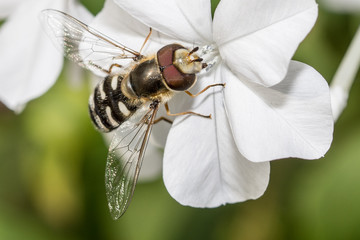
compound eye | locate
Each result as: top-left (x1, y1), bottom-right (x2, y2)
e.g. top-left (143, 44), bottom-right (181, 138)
top-left (157, 44), bottom-right (197, 91)
top-left (157, 44), bottom-right (184, 67)
top-left (162, 65), bottom-right (196, 91)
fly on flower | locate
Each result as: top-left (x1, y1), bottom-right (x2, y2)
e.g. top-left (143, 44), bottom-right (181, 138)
top-left (41, 9), bottom-right (224, 219)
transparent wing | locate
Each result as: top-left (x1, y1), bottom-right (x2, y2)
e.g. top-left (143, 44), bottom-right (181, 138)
top-left (105, 103), bottom-right (159, 219)
top-left (41, 9), bottom-right (141, 76)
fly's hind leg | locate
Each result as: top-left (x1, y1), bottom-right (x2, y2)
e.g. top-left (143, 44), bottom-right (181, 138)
top-left (185, 83), bottom-right (226, 98)
top-left (168, 83), bottom-right (226, 119)
top-left (164, 103), bottom-right (212, 119)
top-left (156, 91), bottom-right (219, 122)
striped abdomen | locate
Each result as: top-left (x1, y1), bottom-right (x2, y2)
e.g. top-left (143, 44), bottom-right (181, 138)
top-left (88, 75), bottom-right (141, 132)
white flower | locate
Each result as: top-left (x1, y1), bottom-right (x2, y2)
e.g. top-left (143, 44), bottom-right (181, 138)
top-left (0, 0), bottom-right (92, 112)
top-left (90, 0), bottom-right (333, 207)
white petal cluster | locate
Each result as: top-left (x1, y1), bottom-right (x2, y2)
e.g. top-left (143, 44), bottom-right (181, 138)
top-left (0, 0), bottom-right (91, 112)
top-left (90, 0), bottom-right (333, 207)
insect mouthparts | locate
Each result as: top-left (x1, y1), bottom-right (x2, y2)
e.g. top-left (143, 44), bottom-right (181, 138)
top-left (191, 57), bottom-right (203, 63)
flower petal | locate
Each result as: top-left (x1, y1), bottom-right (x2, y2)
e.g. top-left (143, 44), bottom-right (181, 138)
top-left (101, 130), bottom-right (162, 182)
top-left (151, 109), bottom-right (173, 148)
top-left (330, 85), bottom-right (348, 121)
top-left (224, 61), bottom-right (333, 162)
top-left (89, 0), bottom-right (166, 62)
top-left (88, 0), bottom-right (211, 77)
top-left (139, 139), bottom-right (163, 182)
top-left (0, 0), bottom-right (92, 112)
top-left (67, 0), bottom-right (93, 22)
top-left (0, 0), bottom-right (26, 19)
top-left (214, 0), bottom-right (318, 87)
top-left (0, 0), bottom-right (64, 111)
top-left (151, 91), bottom-right (194, 148)
top-left (113, 0), bottom-right (213, 44)
top-left (163, 64), bottom-right (269, 207)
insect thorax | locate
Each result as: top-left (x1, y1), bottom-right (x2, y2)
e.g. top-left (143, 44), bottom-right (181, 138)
top-left (88, 75), bottom-right (141, 132)
top-left (122, 57), bottom-right (170, 99)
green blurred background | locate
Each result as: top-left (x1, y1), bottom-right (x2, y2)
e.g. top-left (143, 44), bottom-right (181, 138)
top-left (1, 0), bottom-right (360, 239)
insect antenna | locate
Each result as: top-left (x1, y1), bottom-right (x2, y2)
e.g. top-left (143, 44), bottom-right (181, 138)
top-left (188, 46), bottom-right (199, 56)
top-left (190, 57), bottom-right (203, 63)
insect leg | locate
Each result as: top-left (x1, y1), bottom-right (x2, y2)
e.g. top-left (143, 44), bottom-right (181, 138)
top-left (139, 28), bottom-right (153, 55)
top-left (164, 103), bottom-right (211, 119)
top-left (153, 117), bottom-right (173, 124)
top-left (88, 62), bottom-right (123, 74)
top-left (185, 83), bottom-right (226, 98)
top-left (89, 61), bottom-right (112, 74)
top-left (108, 63), bottom-right (123, 74)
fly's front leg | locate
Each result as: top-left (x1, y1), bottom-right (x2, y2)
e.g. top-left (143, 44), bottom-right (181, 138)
top-left (185, 83), bottom-right (225, 98)
top-left (139, 28), bottom-right (153, 55)
top-left (164, 103), bottom-right (211, 119)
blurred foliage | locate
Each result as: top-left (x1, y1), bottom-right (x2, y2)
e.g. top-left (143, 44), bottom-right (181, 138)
top-left (80, 0), bottom-right (105, 15)
top-left (1, 0), bottom-right (360, 240)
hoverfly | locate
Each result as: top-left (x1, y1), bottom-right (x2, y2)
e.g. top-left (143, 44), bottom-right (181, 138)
top-left (41, 9), bottom-right (224, 219)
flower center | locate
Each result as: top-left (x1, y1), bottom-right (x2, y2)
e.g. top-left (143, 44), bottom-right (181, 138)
top-left (197, 44), bottom-right (220, 73)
